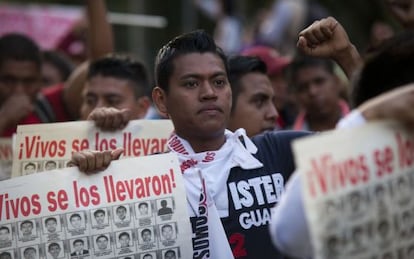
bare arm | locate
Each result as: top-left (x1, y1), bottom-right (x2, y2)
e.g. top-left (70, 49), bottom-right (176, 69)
top-left (297, 16), bottom-right (362, 78)
top-left (358, 83), bottom-right (414, 128)
top-left (85, 0), bottom-right (114, 58)
top-left (63, 0), bottom-right (114, 120)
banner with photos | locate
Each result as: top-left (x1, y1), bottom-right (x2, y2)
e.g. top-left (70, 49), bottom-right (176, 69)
top-left (12, 120), bottom-right (174, 178)
top-left (0, 153), bottom-right (192, 259)
top-left (293, 121), bottom-right (414, 259)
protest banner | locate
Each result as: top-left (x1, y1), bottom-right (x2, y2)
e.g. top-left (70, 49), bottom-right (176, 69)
top-left (0, 3), bottom-right (82, 50)
top-left (12, 120), bottom-right (174, 178)
top-left (0, 152), bottom-right (193, 259)
top-left (293, 121), bottom-right (414, 259)
top-left (0, 138), bottom-right (13, 181)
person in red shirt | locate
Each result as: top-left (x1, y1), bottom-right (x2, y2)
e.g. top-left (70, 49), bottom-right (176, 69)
top-left (0, 0), bottom-right (113, 137)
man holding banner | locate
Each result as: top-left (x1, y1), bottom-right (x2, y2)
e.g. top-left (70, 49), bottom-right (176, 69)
top-left (68, 29), bottom-right (414, 259)
top-left (270, 17), bottom-right (414, 259)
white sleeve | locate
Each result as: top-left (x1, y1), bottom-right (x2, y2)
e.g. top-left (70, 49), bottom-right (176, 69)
top-left (336, 109), bottom-right (367, 129)
top-left (269, 171), bottom-right (313, 259)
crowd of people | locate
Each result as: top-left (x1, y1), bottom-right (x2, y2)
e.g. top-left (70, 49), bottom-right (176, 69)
top-left (1, 0), bottom-right (414, 258)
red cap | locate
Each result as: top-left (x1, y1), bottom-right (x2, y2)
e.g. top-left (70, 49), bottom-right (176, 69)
top-left (241, 46), bottom-right (291, 76)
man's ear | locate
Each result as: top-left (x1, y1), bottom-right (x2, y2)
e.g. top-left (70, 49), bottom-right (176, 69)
top-left (152, 87), bottom-right (168, 117)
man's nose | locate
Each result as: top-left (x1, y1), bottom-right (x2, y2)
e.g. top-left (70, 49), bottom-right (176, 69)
top-left (200, 82), bottom-right (217, 100)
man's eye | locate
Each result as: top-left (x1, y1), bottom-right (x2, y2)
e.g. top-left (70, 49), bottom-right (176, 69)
top-left (253, 96), bottom-right (267, 108)
top-left (214, 79), bottom-right (226, 88)
top-left (255, 99), bottom-right (265, 108)
top-left (108, 98), bottom-right (122, 106)
top-left (183, 81), bottom-right (198, 88)
top-left (86, 97), bottom-right (96, 106)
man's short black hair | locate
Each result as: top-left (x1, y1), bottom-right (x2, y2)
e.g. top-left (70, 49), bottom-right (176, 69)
top-left (228, 55), bottom-right (267, 114)
top-left (352, 31), bottom-right (414, 107)
top-left (88, 54), bottom-right (151, 98)
top-left (42, 50), bottom-right (74, 81)
top-left (287, 55), bottom-right (335, 92)
top-left (0, 33), bottom-right (41, 69)
top-left (155, 30), bottom-right (228, 93)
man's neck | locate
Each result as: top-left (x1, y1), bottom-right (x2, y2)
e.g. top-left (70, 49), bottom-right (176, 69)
top-left (184, 134), bottom-right (227, 153)
top-left (177, 131), bottom-right (226, 153)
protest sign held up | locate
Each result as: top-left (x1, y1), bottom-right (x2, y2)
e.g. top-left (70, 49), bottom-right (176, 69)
top-left (294, 121), bottom-right (414, 259)
top-left (12, 120), bottom-right (174, 178)
top-left (1, 153), bottom-right (193, 258)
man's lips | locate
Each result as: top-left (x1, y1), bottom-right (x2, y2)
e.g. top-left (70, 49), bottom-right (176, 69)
top-left (197, 105), bottom-right (223, 114)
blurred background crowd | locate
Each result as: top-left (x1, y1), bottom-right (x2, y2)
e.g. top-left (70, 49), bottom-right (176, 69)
top-left (0, 0), bottom-right (399, 74)
top-left (0, 0), bottom-right (406, 139)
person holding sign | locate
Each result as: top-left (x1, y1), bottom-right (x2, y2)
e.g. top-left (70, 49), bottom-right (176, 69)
top-left (0, 0), bottom-right (113, 138)
top-left (80, 54), bottom-right (152, 125)
top-left (69, 29), bottom-right (310, 259)
top-left (69, 26), bottom-right (414, 259)
top-left (270, 18), bottom-right (414, 259)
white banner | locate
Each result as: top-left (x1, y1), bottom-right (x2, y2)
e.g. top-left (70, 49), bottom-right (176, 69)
top-left (293, 121), bottom-right (414, 259)
top-left (0, 153), bottom-right (192, 259)
top-left (12, 120), bottom-right (174, 178)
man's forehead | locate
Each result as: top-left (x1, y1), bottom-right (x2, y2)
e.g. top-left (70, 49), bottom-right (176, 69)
top-left (172, 53), bottom-right (227, 78)
top-left (0, 59), bottom-right (40, 75)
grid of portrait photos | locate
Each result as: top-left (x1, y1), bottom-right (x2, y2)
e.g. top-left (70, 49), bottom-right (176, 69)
top-left (0, 196), bottom-right (182, 258)
top-left (315, 170), bottom-right (414, 259)
top-left (21, 160), bottom-right (69, 176)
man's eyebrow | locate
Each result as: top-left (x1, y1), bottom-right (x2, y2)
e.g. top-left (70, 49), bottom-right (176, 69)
top-left (251, 92), bottom-right (271, 99)
top-left (180, 71), bottom-right (227, 80)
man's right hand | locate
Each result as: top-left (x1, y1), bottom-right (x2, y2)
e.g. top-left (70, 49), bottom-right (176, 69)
top-left (297, 16), bottom-right (361, 78)
top-left (67, 148), bottom-right (123, 173)
top-left (87, 107), bottom-right (131, 131)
